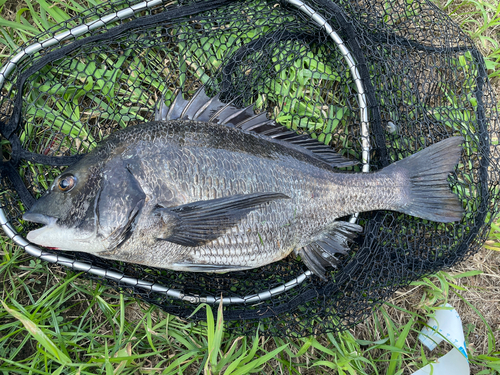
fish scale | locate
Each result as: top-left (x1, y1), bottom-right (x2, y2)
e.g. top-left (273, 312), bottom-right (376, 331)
top-left (23, 89), bottom-right (464, 279)
top-left (94, 120), bottom-right (451, 268)
top-left (127, 131), bottom-right (307, 267)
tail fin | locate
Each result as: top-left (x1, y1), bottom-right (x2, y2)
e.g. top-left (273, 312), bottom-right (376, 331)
top-left (382, 136), bottom-right (464, 222)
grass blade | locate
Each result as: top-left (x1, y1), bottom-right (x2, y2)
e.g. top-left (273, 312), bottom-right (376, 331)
top-left (1, 300), bottom-right (71, 365)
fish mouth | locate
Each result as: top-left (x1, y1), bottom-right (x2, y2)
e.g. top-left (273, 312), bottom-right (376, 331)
top-left (23, 213), bottom-right (59, 247)
top-left (22, 213), bottom-right (99, 252)
top-left (22, 212), bottom-right (57, 226)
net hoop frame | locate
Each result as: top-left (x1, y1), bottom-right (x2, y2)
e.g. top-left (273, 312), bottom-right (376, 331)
top-left (0, 0), bottom-right (371, 305)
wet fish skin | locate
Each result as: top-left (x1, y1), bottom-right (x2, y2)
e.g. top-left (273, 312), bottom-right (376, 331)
top-left (22, 90), bottom-right (464, 279)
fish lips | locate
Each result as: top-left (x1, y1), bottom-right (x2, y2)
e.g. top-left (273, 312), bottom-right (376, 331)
top-left (22, 212), bottom-right (59, 247)
top-left (23, 212), bottom-right (58, 226)
top-left (22, 212), bottom-right (102, 253)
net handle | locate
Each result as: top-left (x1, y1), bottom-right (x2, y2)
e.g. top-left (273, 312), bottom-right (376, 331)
top-left (0, 0), bottom-right (370, 305)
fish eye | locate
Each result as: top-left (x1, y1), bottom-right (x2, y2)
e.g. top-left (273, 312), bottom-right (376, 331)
top-left (57, 174), bottom-right (77, 192)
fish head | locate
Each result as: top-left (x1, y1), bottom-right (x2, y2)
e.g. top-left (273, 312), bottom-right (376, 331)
top-left (23, 157), bottom-right (108, 253)
top-left (23, 145), bottom-right (147, 254)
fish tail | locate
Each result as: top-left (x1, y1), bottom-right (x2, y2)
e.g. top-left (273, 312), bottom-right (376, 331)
top-left (382, 136), bottom-right (465, 222)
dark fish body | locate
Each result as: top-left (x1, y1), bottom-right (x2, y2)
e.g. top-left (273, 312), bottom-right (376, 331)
top-left (23, 89), bottom-right (464, 278)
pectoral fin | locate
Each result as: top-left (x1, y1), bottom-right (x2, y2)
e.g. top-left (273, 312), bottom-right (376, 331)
top-left (154, 192), bottom-right (290, 246)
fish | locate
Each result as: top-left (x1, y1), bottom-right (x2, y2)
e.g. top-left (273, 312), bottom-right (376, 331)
top-left (22, 87), bottom-right (465, 279)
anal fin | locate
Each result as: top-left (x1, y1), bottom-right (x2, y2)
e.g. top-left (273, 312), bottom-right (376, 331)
top-left (297, 221), bottom-right (363, 280)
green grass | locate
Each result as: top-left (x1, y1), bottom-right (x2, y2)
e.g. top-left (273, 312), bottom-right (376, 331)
top-left (1, 0), bottom-right (500, 374)
top-left (440, 0), bottom-right (500, 79)
top-left (2, 247), bottom-right (499, 374)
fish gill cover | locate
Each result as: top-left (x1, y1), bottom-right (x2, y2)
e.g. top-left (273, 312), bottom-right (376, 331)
top-left (0, 0), bottom-right (498, 337)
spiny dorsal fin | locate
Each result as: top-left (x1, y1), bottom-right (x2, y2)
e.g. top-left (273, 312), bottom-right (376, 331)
top-left (155, 86), bottom-right (358, 168)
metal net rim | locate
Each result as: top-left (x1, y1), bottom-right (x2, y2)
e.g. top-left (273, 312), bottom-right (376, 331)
top-left (0, 0), bottom-right (371, 305)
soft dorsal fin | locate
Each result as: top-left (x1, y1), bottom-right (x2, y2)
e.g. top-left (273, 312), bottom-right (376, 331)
top-left (155, 86), bottom-right (358, 168)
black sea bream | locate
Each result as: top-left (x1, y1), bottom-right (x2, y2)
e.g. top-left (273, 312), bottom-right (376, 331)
top-left (23, 88), bottom-right (464, 278)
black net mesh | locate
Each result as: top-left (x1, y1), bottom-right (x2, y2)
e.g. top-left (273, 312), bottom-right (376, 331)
top-left (0, 0), bottom-right (498, 337)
